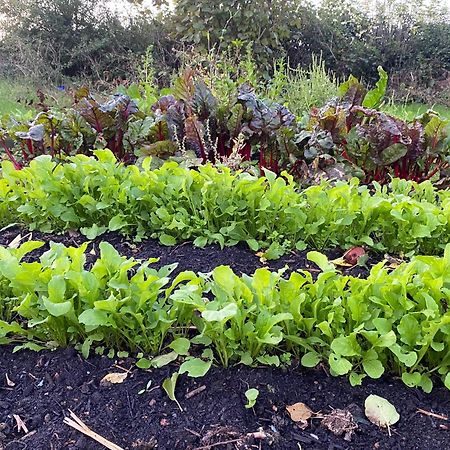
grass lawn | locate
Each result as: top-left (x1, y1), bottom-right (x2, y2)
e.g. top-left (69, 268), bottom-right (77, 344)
top-left (2, 76), bottom-right (450, 123)
top-left (0, 78), bottom-right (36, 115)
top-left (382, 102), bottom-right (450, 120)
top-left (0, 78), bottom-right (70, 116)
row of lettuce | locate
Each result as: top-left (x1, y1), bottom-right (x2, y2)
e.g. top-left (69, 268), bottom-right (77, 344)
top-left (0, 240), bottom-right (449, 392)
top-left (0, 150), bottom-right (449, 258)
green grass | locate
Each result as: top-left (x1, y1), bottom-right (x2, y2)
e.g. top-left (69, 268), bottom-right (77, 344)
top-left (0, 78), bottom-right (72, 117)
top-left (0, 78), bottom-right (36, 115)
top-left (382, 102), bottom-right (450, 120)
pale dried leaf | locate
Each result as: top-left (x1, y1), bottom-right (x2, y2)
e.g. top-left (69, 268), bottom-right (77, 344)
top-left (100, 372), bottom-right (128, 386)
top-left (286, 402), bottom-right (313, 423)
top-left (330, 257), bottom-right (353, 267)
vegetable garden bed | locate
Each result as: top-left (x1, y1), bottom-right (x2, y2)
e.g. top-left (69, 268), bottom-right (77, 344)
top-left (1, 155), bottom-right (449, 449)
top-left (1, 346), bottom-right (449, 450)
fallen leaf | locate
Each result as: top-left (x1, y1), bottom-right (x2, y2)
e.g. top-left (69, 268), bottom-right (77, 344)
top-left (365, 395), bottom-right (399, 430)
top-left (384, 254), bottom-right (404, 269)
top-left (5, 373), bottom-right (15, 387)
top-left (256, 252), bottom-right (267, 263)
top-left (286, 402), bottom-right (313, 428)
top-left (330, 257), bottom-right (354, 267)
top-left (343, 247), bottom-right (366, 265)
top-left (321, 408), bottom-right (358, 441)
top-left (13, 414), bottom-right (29, 434)
top-left (100, 372), bottom-right (128, 386)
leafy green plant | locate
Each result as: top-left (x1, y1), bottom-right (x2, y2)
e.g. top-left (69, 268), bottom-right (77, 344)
top-left (162, 372), bottom-right (182, 411)
top-left (0, 150), bottom-right (448, 256)
top-left (0, 240), bottom-right (185, 355)
top-left (1, 241), bottom-right (449, 391)
top-left (244, 388), bottom-right (259, 409)
top-left (301, 68), bottom-right (450, 184)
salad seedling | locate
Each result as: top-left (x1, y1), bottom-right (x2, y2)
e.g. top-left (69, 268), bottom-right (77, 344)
top-left (245, 388), bottom-right (259, 409)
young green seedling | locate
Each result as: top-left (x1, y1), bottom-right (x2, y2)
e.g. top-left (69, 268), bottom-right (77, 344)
top-left (245, 388), bottom-right (259, 409)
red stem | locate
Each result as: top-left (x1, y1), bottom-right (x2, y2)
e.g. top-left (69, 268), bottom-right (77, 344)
top-left (1, 140), bottom-right (22, 170)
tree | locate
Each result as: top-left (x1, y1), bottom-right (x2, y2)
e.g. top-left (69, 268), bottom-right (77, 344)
top-left (167, 0), bottom-right (301, 70)
top-left (0, 0), bottom-right (167, 82)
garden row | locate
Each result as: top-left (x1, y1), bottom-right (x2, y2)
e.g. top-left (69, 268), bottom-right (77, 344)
top-left (0, 239), bottom-right (449, 393)
top-left (0, 150), bottom-right (449, 257)
top-left (1, 68), bottom-right (449, 186)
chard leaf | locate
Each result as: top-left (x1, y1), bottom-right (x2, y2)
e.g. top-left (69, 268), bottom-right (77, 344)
top-left (380, 144), bottom-right (408, 165)
top-left (363, 66), bottom-right (388, 109)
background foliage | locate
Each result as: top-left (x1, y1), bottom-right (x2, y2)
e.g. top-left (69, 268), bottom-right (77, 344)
top-left (0, 0), bottom-right (450, 105)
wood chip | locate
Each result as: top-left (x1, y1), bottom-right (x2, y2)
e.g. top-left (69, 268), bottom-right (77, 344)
top-left (64, 410), bottom-right (124, 450)
top-left (185, 385), bottom-right (206, 399)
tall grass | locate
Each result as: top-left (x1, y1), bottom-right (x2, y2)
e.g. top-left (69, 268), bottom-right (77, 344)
top-left (267, 56), bottom-right (339, 117)
top-left (177, 47), bottom-right (340, 118)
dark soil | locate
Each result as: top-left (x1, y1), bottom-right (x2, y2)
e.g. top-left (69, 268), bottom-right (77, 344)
top-left (2, 227), bottom-right (446, 449)
top-left (0, 347), bottom-right (449, 450)
top-left (0, 225), bottom-right (384, 278)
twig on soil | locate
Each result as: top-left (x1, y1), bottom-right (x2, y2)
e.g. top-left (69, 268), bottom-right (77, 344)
top-left (417, 408), bottom-right (448, 421)
top-left (63, 410), bottom-right (124, 450)
top-left (13, 414), bottom-right (29, 434)
top-left (193, 438), bottom-right (244, 449)
top-left (194, 430), bottom-right (267, 450)
top-left (113, 364), bottom-right (132, 373)
top-left (184, 427), bottom-right (202, 438)
top-left (185, 385), bottom-right (206, 399)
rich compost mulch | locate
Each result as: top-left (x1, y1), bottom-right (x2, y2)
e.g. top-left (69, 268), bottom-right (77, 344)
top-left (1, 346), bottom-right (449, 450)
top-left (2, 226), bottom-right (448, 450)
top-left (0, 225), bottom-right (384, 278)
